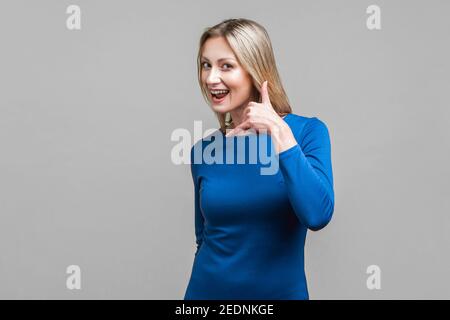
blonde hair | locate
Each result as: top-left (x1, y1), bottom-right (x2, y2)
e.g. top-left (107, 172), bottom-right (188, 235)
top-left (197, 18), bottom-right (292, 133)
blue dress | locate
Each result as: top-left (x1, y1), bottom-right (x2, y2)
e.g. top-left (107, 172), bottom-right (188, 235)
top-left (184, 113), bottom-right (335, 300)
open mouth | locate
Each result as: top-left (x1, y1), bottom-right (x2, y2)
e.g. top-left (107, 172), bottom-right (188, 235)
top-left (210, 89), bottom-right (230, 103)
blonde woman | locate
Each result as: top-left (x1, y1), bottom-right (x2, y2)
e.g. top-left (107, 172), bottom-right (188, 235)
top-left (184, 18), bottom-right (335, 300)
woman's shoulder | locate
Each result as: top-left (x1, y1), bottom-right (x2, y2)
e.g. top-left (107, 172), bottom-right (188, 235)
top-left (285, 113), bottom-right (331, 138)
top-left (285, 112), bottom-right (328, 125)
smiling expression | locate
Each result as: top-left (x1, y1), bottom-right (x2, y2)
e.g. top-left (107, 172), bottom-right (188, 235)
top-left (200, 36), bottom-right (256, 114)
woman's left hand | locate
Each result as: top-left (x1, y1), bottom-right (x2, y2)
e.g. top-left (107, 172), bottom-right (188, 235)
top-left (225, 80), bottom-right (297, 154)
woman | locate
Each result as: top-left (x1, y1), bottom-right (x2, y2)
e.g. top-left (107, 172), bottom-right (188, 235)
top-left (184, 18), bottom-right (335, 300)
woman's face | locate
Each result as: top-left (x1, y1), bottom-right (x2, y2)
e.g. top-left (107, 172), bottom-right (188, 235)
top-left (200, 36), bottom-right (255, 114)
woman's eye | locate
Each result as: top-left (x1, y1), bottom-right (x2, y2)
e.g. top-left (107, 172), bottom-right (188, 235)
top-left (201, 62), bottom-right (232, 70)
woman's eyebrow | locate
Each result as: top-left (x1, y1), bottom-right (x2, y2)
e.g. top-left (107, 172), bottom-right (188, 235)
top-left (201, 57), bottom-right (236, 62)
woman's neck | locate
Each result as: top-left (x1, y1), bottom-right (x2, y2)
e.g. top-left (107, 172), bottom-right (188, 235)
top-left (228, 106), bottom-right (246, 129)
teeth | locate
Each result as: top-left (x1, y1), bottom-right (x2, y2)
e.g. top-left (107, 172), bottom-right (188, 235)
top-left (211, 90), bottom-right (229, 95)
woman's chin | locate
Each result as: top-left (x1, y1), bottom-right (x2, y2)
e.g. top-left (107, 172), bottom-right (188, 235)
top-left (211, 104), bottom-right (231, 113)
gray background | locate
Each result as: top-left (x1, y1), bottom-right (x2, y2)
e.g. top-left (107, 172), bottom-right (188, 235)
top-left (0, 0), bottom-right (449, 299)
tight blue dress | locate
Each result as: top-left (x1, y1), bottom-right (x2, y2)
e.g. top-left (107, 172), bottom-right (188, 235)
top-left (184, 113), bottom-right (335, 300)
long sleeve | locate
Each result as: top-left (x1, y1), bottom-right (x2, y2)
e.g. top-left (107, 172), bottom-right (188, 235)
top-left (191, 145), bottom-right (205, 256)
top-left (278, 117), bottom-right (335, 231)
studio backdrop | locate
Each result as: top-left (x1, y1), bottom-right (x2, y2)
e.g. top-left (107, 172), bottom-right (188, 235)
top-left (0, 0), bottom-right (449, 299)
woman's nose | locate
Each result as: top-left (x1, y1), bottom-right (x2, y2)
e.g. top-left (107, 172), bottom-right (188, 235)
top-left (206, 67), bottom-right (221, 84)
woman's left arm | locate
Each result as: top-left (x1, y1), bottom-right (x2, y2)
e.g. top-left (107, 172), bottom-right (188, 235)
top-left (223, 81), bottom-right (334, 231)
top-left (273, 117), bottom-right (335, 231)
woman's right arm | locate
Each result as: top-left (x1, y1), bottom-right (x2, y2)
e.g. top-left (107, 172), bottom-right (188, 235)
top-left (191, 145), bottom-right (204, 256)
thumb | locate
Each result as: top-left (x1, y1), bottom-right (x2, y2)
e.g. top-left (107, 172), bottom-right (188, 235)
top-left (260, 80), bottom-right (270, 104)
